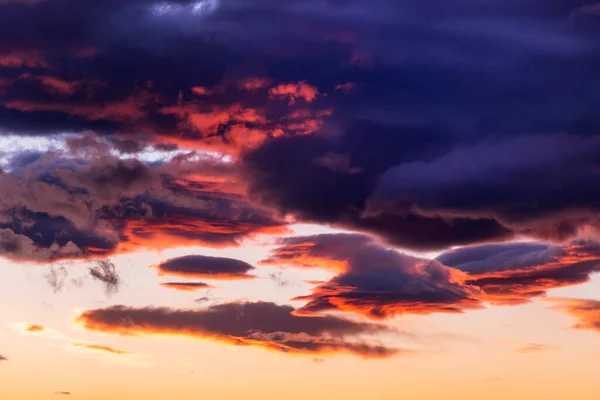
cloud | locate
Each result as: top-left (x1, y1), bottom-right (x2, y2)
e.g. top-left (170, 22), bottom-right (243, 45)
top-left (76, 301), bottom-right (401, 358)
top-left (269, 82), bottom-right (319, 105)
top-left (0, 354), bottom-right (7, 361)
top-left (26, 324), bottom-right (45, 332)
top-left (1, 0), bottom-right (599, 253)
top-left (0, 143), bottom-right (287, 262)
top-left (160, 282), bottom-right (214, 291)
top-left (264, 233), bottom-right (483, 319)
top-left (548, 298), bottom-right (600, 333)
top-left (8, 321), bottom-right (134, 361)
top-left (264, 234), bottom-right (600, 319)
top-left (513, 343), bottom-right (557, 354)
top-left (72, 343), bottom-right (130, 355)
top-left (54, 392), bottom-right (70, 396)
top-left (45, 266), bottom-right (69, 292)
top-left (89, 260), bottom-right (122, 295)
top-left (154, 255), bottom-right (256, 280)
top-left (439, 241), bottom-right (600, 305)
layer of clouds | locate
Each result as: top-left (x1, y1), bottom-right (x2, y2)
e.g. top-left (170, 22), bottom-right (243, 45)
top-left (76, 301), bottom-right (400, 358)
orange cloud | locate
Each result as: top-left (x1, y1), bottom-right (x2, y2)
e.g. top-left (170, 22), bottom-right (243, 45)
top-left (548, 298), bottom-right (600, 333)
top-left (76, 302), bottom-right (401, 359)
top-left (269, 81), bottom-right (319, 105)
top-left (25, 324), bottom-right (45, 333)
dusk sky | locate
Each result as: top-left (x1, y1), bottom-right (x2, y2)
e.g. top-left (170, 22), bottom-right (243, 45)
top-left (2, 1), bottom-right (600, 399)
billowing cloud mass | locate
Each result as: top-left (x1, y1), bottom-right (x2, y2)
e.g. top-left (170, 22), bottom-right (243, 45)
top-left (0, 0), bottom-right (599, 253)
top-left (2, 0), bottom-right (600, 372)
top-left (0, 136), bottom-right (286, 262)
top-left (76, 301), bottom-right (400, 358)
top-left (549, 298), bottom-right (600, 333)
top-left (26, 324), bottom-right (45, 332)
top-left (262, 234), bottom-right (600, 319)
top-left (155, 255), bottom-right (256, 280)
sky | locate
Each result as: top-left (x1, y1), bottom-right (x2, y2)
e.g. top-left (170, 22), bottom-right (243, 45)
top-left (1, 0), bottom-right (600, 399)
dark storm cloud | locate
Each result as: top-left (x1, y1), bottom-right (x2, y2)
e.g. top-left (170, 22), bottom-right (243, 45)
top-left (155, 255), bottom-right (255, 279)
top-left (76, 301), bottom-right (400, 358)
top-left (1, 0), bottom-right (600, 250)
top-left (262, 234), bottom-right (600, 319)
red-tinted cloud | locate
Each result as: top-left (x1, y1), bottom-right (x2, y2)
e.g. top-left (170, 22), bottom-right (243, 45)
top-left (76, 301), bottom-right (400, 358)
